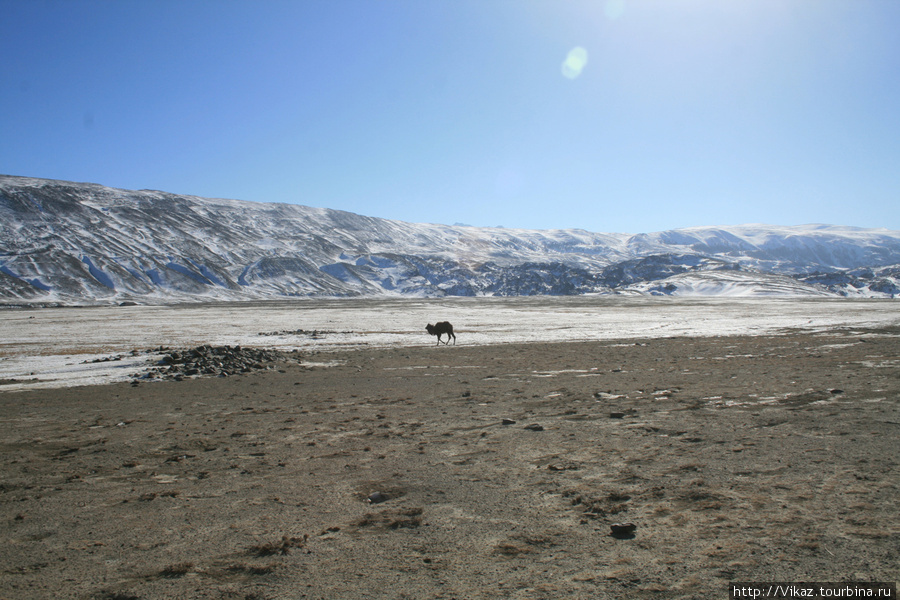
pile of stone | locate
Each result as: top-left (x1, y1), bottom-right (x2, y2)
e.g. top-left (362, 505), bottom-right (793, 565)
top-left (257, 328), bottom-right (346, 338)
top-left (134, 344), bottom-right (301, 382)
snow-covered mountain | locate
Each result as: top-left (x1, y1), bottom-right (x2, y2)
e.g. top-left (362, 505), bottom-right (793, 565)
top-left (1, 175), bottom-right (898, 304)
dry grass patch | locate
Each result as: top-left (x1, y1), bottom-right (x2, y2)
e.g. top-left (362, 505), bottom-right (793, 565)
top-left (158, 562), bottom-right (194, 578)
top-left (353, 506), bottom-right (423, 530)
top-left (249, 534), bottom-right (308, 556)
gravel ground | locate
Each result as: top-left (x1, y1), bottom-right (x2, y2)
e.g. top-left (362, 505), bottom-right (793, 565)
top-left (1, 327), bottom-right (898, 599)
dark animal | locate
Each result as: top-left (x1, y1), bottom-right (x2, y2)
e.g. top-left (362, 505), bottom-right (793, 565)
top-left (426, 322), bottom-right (456, 345)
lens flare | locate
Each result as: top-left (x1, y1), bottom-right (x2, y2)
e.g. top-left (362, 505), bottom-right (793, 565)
top-left (604, 0), bottom-right (625, 20)
top-left (561, 46), bottom-right (588, 79)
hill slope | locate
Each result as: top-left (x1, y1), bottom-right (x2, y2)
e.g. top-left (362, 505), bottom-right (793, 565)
top-left (2, 175), bottom-right (898, 304)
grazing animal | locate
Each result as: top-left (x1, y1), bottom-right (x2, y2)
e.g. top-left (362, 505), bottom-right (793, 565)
top-left (426, 322), bottom-right (456, 345)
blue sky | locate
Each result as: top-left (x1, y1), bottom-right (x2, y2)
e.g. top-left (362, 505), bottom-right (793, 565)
top-left (2, 0), bottom-right (899, 233)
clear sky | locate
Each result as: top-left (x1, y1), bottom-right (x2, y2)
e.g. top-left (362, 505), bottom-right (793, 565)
top-left (2, 0), bottom-right (899, 233)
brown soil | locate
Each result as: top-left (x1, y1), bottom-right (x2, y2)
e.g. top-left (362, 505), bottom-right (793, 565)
top-left (1, 328), bottom-right (898, 599)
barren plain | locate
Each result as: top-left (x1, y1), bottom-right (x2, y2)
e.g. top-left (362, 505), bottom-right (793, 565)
top-left (1, 318), bottom-right (898, 599)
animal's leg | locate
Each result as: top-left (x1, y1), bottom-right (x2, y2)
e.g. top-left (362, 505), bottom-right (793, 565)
top-left (451, 332), bottom-right (456, 345)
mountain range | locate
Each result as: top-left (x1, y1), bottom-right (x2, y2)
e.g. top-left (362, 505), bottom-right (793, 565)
top-left (1, 175), bottom-right (898, 304)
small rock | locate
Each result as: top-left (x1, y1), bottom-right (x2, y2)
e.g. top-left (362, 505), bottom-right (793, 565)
top-left (367, 492), bottom-right (389, 504)
top-left (609, 412), bottom-right (625, 419)
top-left (501, 418), bottom-right (516, 425)
top-left (524, 423), bottom-right (544, 431)
top-left (610, 522), bottom-right (637, 538)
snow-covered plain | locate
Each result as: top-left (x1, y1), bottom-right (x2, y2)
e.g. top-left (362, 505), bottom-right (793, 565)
top-left (1, 297), bottom-right (897, 391)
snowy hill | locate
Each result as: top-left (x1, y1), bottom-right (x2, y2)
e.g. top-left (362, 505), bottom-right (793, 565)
top-left (1, 175), bottom-right (898, 304)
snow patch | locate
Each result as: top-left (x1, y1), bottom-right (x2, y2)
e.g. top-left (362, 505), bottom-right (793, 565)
top-left (81, 256), bottom-right (116, 289)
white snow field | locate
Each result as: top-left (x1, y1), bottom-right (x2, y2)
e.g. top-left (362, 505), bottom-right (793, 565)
top-left (0, 296), bottom-right (897, 391)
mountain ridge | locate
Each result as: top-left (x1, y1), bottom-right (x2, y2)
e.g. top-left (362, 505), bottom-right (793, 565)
top-left (1, 175), bottom-right (898, 304)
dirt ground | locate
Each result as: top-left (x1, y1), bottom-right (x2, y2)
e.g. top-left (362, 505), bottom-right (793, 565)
top-left (1, 327), bottom-right (898, 599)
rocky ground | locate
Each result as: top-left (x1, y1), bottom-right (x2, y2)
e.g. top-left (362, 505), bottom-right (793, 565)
top-left (1, 327), bottom-right (898, 599)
